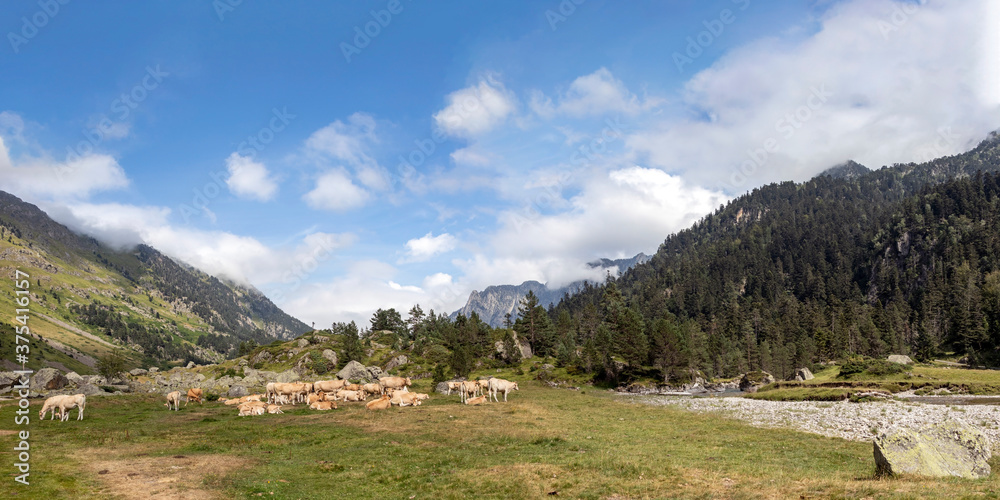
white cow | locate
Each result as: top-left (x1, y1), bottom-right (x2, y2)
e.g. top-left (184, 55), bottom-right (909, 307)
top-left (488, 378), bottom-right (519, 402)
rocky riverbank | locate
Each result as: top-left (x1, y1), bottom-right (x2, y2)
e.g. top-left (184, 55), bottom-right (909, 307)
top-left (625, 393), bottom-right (1000, 448)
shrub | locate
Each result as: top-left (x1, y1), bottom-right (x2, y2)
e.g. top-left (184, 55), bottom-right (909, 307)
top-left (205, 393), bottom-right (220, 402)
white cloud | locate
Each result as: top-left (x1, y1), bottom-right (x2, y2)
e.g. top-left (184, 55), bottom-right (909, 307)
top-left (628, 0), bottom-right (1000, 191)
top-left (402, 232), bottom-right (457, 262)
top-left (457, 167), bottom-right (728, 290)
top-left (450, 147), bottom-right (492, 167)
top-left (225, 152), bottom-right (278, 201)
top-left (556, 68), bottom-right (643, 117)
top-left (433, 77), bottom-right (517, 138)
top-left (0, 134), bottom-right (130, 201)
top-left (303, 169), bottom-right (370, 211)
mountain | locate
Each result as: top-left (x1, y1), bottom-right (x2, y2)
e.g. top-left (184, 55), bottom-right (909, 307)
top-left (550, 133), bottom-right (1000, 380)
top-left (451, 253), bottom-right (650, 327)
top-left (0, 191), bottom-right (310, 372)
top-left (817, 160), bottom-right (870, 180)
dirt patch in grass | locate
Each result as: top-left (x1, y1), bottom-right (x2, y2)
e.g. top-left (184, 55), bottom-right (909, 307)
top-left (77, 451), bottom-right (251, 499)
top-left (0, 429), bottom-right (17, 436)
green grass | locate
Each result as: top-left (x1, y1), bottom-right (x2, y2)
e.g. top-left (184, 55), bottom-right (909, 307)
top-left (3, 380), bottom-right (1000, 499)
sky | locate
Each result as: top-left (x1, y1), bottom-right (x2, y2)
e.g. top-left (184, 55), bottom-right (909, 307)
top-left (1, 0), bottom-right (999, 328)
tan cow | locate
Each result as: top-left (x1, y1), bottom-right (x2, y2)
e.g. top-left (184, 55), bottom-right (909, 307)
top-left (488, 378), bottom-right (519, 402)
top-left (307, 391), bottom-right (326, 405)
top-left (309, 401), bottom-right (336, 411)
top-left (224, 398), bottom-right (243, 406)
top-left (459, 381), bottom-right (478, 403)
top-left (185, 388), bottom-right (204, 406)
top-left (362, 383), bottom-right (383, 397)
top-left (391, 391), bottom-right (427, 407)
top-left (313, 379), bottom-right (348, 393)
top-left (379, 376), bottom-right (411, 393)
top-left (266, 404), bottom-right (284, 414)
top-left (39, 395), bottom-right (71, 420)
top-left (365, 395), bottom-right (391, 410)
top-left (238, 404), bottom-right (265, 416)
top-left (445, 381), bottom-right (463, 395)
top-left (465, 395), bottom-right (487, 406)
top-left (344, 383), bottom-right (362, 392)
top-left (335, 389), bottom-right (366, 402)
top-left (165, 391), bottom-right (182, 411)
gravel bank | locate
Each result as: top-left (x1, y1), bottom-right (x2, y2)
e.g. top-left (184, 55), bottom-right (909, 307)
top-left (624, 393), bottom-right (1000, 447)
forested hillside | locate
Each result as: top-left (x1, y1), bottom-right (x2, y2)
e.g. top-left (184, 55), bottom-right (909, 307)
top-left (544, 134), bottom-right (1000, 383)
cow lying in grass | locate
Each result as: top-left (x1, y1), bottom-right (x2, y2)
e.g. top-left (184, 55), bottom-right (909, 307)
top-left (465, 395), bottom-right (487, 406)
top-left (309, 401), bottom-right (336, 411)
top-left (365, 395), bottom-right (391, 410)
top-left (391, 392), bottom-right (428, 407)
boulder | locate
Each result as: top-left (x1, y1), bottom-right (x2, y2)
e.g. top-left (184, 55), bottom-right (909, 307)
top-left (297, 338), bottom-right (310, 348)
top-left (337, 360), bottom-right (368, 382)
top-left (385, 355), bottom-right (408, 372)
top-left (365, 366), bottom-right (384, 381)
top-left (874, 421), bottom-right (991, 478)
top-left (275, 370), bottom-right (300, 383)
top-left (31, 368), bottom-right (68, 391)
top-left (227, 385), bottom-right (249, 398)
top-left (520, 342), bottom-right (533, 360)
top-left (540, 364), bottom-right (555, 371)
top-left (129, 368), bottom-right (148, 377)
top-left (250, 350), bottom-right (273, 366)
top-left (314, 335), bottom-right (329, 343)
top-left (148, 367), bottom-right (159, 373)
top-left (65, 371), bottom-right (86, 386)
top-left (738, 371), bottom-right (775, 393)
top-left (238, 359), bottom-right (248, 366)
top-left (322, 349), bottom-right (338, 366)
top-left (75, 384), bottom-right (105, 396)
top-left (434, 382), bottom-right (451, 394)
top-left (0, 372), bottom-right (18, 390)
top-left (791, 367), bottom-right (815, 382)
top-left (887, 355), bottom-right (914, 365)
top-left (186, 361), bottom-right (196, 369)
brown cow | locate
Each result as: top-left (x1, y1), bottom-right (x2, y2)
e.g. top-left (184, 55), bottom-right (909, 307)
top-left (365, 395), bottom-right (391, 411)
top-left (185, 388), bottom-right (204, 406)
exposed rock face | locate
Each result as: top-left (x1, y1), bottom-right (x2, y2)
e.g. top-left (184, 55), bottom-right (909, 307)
top-left (65, 371), bottom-right (86, 386)
top-left (887, 355), bottom-right (914, 365)
top-left (366, 366), bottom-right (384, 381)
top-left (738, 371), bottom-right (775, 393)
top-left (297, 338), bottom-right (310, 348)
top-left (227, 385), bottom-right (249, 398)
top-left (385, 355), bottom-right (408, 372)
top-left (148, 367), bottom-right (159, 373)
top-left (874, 421), bottom-right (991, 478)
top-left (250, 350), bottom-right (273, 366)
top-left (275, 370), bottom-right (300, 383)
top-left (129, 368), bottom-right (148, 377)
top-left (31, 368), bottom-right (68, 391)
top-left (186, 361), bottom-right (196, 369)
top-left (791, 367), bottom-right (815, 381)
top-left (337, 360), bottom-right (368, 382)
top-left (75, 383), bottom-right (104, 396)
top-left (322, 349), bottom-right (338, 366)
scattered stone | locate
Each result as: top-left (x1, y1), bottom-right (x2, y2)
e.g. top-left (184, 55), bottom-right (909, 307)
top-left (0, 372), bottom-right (18, 390)
top-left (540, 364), bottom-right (555, 371)
top-left (31, 367), bottom-right (68, 391)
top-left (366, 365), bottom-right (384, 381)
top-left (322, 349), bottom-right (338, 367)
top-left (337, 360), bottom-right (369, 382)
top-left (275, 370), bottom-right (300, 383)
top-left (313, 335), bottom-right (329, 343)
top-left (75, 383), bottom-right (105, 396)
top-left (227, 385), bottom-right (249, 398)
top-left (65, 371), bottom-right (86, 386)
top-left (738, 371), bottom-right (775, 393)
top-left (297, 338), bottom-right (310, 348)
top-left (791, 367), bottom-right (815, 382)
top-left (250, 350), bottom-right (273, 366)
top-left (874, 421), bottom-right (991, 478)
top-left (435, 382), bottom-right (451, 394)
top-left (186, 361), bottom-right (196, 369)
top-left (238, 359), bottom-right (248, 366)
top-left (129, 368), bottom-right (148, 377)
top-left (887, 355), bottom-right (914, 365)
top-left (148, 367), bottom-right (159, 373)
top-left (384, 355), bottom-right (408, 372)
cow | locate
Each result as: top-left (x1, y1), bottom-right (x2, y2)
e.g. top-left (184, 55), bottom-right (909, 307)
top-left (445, 381), bottom-right (463, 395)
top-left (165, 391), bottom-right (182, 411)
top-left (362, 383), bottom-right (383, 397)
top-left (335, 389), bottom-right (366, 402)
top-left (185, 388), bottom-right (204, 406)
top-left (488, 378), bottom-right (519, 402)
top-left (309, 401), bottom-right (336, 411)
top-left (379, 376), bottom-right (412, 393)
top-left (365, 395), bottom-right (391, 410)
top-left (313, 379), bottom-right (348, 393)
top-left (465, 395), bottom-right (487, 406)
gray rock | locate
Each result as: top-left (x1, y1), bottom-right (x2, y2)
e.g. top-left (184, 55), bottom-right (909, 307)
top-left (887, 355), bottom-right (914, 365)
top-left (540, 364), bottom-right (555, 371)
top-left (791, 367), bottom-right (815, 382)
top-left (75, 383), bottom-right (105, 396)
top-left (520, 342), bottom-right (533, 360)
top-left (0, 372), bottom-right (18, 390)
top-left (385, 354), bottom-right (409, 372)
top-left (227, 385), bottom-right (249, 398)
top-left (874, 421), bottom-right (991, 478)
top-left (314, 335), bottom-right (329, 343)
top-left (322, 349), bottom-right (338, 366)
top-left (129, 368), bottom-right (148, 377)
top-left (297, 338), bottom-right (310, 348)
top-left (337, 360), bottom-right (369, 382)
top-left (250, 350), bottom-right (273, 366)
top-left (31, 368), bottom-right (68, 391)
top-left (435, 382), bottom-right (451, 394)
top-left (238, 359), bottom-right (248, 366)
top-left (738, 371), bottom-right (775, 393)
top-left (275, 370), bottom-right (300, 383)
top-left (365, 366), bottom-right (384, 381)
top-left (65, 371), bottom-right (86, 386)
top-left (148, 367), bottom-right (159, 373)
top-left (186, 361), bottom-right (196, 369)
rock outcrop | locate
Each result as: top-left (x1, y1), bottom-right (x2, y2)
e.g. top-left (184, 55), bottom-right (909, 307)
top-left (874, 421), bottom-right (991, 478)
top-left (887, 355), bottom-right (914, 365)
top-left (738, 371), bottom-right (775, 393)
top-left (337, 360), bottom-right (369, 382)
top-left (791, 367), bottom-right (815, 381)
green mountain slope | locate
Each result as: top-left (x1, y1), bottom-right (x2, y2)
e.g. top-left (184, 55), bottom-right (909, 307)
top-left (0, 191), bottom-right (310, 372)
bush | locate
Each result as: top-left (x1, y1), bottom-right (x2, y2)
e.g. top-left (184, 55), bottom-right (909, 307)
top-left (97, 350), bottom-right (127, 382)
top-left (432, 363), bottom-right (449, 385)
top-left (205, 393), bottom-right (220, 402)
top-left (99, 385), bottom-right (117, 393)
top-left (838, 356), bottom-right (907, 378)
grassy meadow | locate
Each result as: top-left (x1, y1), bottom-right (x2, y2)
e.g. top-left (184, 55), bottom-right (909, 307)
top-left (4, 376), bottom-right (1000, 499)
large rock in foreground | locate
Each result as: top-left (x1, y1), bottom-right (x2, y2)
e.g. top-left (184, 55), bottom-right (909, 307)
top-left (874, 421), bottom-right (991, 478)
top-left (31, 368), bottom-right (68, 391)
top-left (337, 360), bottom-right (369, 382)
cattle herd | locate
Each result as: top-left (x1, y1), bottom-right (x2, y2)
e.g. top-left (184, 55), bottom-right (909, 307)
top-left (34, 375), bottom-right (521, 422)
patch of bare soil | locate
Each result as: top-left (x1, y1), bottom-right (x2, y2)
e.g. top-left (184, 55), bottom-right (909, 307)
top-left (79, 451), bottom-right (251, 499)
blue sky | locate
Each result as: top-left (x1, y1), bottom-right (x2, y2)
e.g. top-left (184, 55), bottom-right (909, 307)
top-left (2, 0), bottom-right (998, 327)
